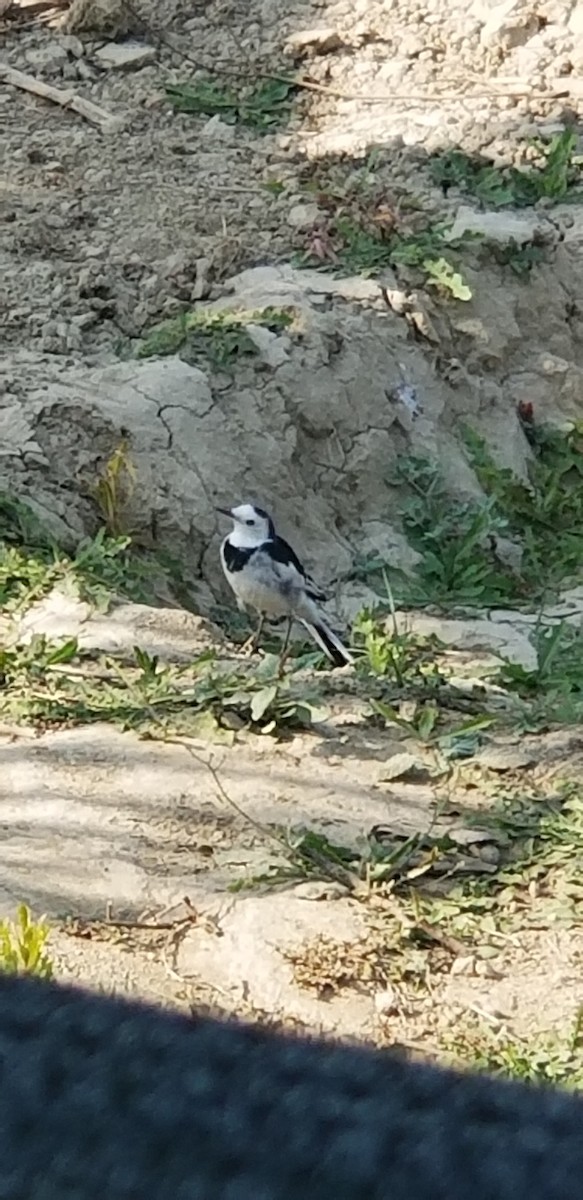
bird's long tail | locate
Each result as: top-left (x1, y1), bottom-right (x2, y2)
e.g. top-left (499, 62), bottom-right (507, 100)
top-left (302, 619), bottom-right (354, 668)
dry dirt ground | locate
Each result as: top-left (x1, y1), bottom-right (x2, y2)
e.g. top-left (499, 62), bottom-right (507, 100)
top-left (1, 0), bottom-right (583, 1071)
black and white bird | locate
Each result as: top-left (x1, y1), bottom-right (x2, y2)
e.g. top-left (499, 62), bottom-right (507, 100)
top-left (216, 502), bottom-right (353, 670)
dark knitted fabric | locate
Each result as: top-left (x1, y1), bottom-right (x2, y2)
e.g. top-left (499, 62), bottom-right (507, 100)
top-left (0, 974), bottom-right (581, 1199)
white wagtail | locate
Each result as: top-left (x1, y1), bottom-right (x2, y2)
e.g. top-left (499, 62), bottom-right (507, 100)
top-left (216, 502), bottom-right (354, 670)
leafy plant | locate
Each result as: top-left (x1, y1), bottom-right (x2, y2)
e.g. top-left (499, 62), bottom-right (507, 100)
top-left (166, 77), bottom-right (297, 130)
top-left (69, 530), bottom-right (154, 610)
top-left (0, 499), bottom-right (159, 616)
top-left (387, 456), bottom-right (515, 607)
top-left (442, 1009), bottom-right (583, 1088)
top-left (136, 306), bottom-right (294, 366)
top-left (0, 492), bottom-right (56, 552)
top-left (487, 238), bottom-right (547, 276)
top-left (0, 905), bottom-right (53, 979)
top-left (361, 424), bottom-right (583, 611)
top-left (353, 610), bottom-right (442, 687)
top-left (496, 623), bottom-right (583, 725)
top-left (423, 257), bottom-right (472, 300)
top-left (465, 423), bottom-right (583, 598)
top-left (371, 697), bottom-right (440, 741)
top-left (298, 212), bottom-right (472, 298)
top-left (0, 638), bottom-right (326, 736)
top-left (430, 131), bottom-right (582, 208)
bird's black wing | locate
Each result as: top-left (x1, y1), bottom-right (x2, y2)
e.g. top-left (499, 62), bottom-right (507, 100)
top-left (268, 536), bottom-right (327, 602)
top-left (222, 539), bottom-right (255, 573)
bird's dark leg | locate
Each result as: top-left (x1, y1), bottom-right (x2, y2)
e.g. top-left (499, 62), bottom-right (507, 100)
top-left (277, 616), bottom-right (293, 677)
top-left (241, 613), bottom-right (265, 657)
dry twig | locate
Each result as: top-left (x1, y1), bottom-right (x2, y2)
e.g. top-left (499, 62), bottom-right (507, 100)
top-left (0, 62), bottom-right (122, 131)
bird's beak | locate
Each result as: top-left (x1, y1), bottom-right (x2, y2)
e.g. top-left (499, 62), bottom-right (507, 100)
top-left (215, 506), bottom-right (233, 519)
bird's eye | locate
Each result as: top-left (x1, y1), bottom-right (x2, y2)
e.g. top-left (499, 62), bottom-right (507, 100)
top-left (246, 519), bottom-right (255, 527)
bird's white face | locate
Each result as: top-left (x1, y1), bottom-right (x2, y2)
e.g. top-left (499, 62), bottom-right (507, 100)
top-left (219, 503), bottom-right (273, 548)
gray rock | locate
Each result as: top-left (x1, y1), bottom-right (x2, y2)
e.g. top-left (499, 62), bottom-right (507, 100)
top-left (94, 42), bottom-right (157, 70)
top-left (381, 753), bottom-right (424, 782)
top-left (287, 203), bottom-right (320, 230)
top-left (475, 745), bottom-right (536, 771)
top-left (25, 44), bottom-right (68, 73)
top-left (200, 115), bottom-right (237, 143)
top-left (284, 27), bottom-right (344, 55)
top-left (446, 206), bottom-right (554, 246)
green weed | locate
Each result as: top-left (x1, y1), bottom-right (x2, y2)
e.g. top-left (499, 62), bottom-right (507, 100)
top-left (442, 1009), bottom-right (583, 1089)
top-left (136, 306), bottom-right (294, 366)
top-left (166, 77), bottom-right (297, 130)
top-left (487, 238), bottom-right (547, 276)
top-left (0, 905), bottom-right (53, 979)
top-left (358, 425), bottom-right (583, 611)
top-left (421, 786), bottom-right (583, 940)
top-left (0, 494), bottom-right (160, 616)
top-left (353, 609), bottom-right (443, 688)
top-left (465, 423), bottom-right (583, 598)
top-left (497, 623), bottom-right (583, 726)
top-left (261, 178), bottom-right (285, 195)
top-left (423, 257), bottom-right (472, 300)
top-left (298, 214), bottom-right (472, 298)
top-left (387, 456), bottom-right (514, 607)
top-left (229, 823), bottom-right (466, 895)
top-left (430, 131), bottom-right (582, 208)
top-left (295, 158), bottom-right (473, 294)
top-left (0, 640), bottom-right (326, 736)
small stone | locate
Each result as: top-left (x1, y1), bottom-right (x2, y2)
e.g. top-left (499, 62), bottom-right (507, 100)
top-left (380, 753), bottom-right (423, 782)
top-left (143, 91), bottom-right (167, 109)
top-left (71, 312), bottom-right (97, 329)
top-left (76, 60), bottom-right (95, 81)
top-left (288, 202), bottom-right (320, 229)
top-left (374, 985), bottom-right (398, 1015)
top-left (245, 324), bottom-right (290, 368)
top-left (284, 27), bottom-right (344, 55)
top-left (475, 746), bottom-right (536, 771)
top-left (450, 955), bottom-right (476, 977)
top-left (399, 32), bottom-right (425, 56)
top-left (191, 257), bottom-right (211, 301)
top-left (25, 44), bottom-right (68, 73)
top-left (491, 535), bottom-right (524, 575)
top-left (539, 354), bottom-right (570, 374)
top-left (58, 34), bottom-right (85, 58)
top-left (200, 115), bottom-right (236, 143)
top-left (292, 881), bottom-right (348, 900)
top-left (447, 205), bottom-right (553, 246)
top-left (475, 958), bottom-right (502, 979)
top-left (569, 2), bottom-right (583, 34)
top-left (94, 42), bottom-right (157, 71)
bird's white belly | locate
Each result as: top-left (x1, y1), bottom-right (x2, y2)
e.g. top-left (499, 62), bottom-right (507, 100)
top-left (234, 571), bottom-right (296, 617)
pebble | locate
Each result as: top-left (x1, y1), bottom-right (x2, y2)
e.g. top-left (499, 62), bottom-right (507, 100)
top-left (287, 202), bottom-right (320, 229)
top-left (450, 955), bottom-right (476, 977)
top-left (292, 881), bottom-right (348, 900)
top-left (25, 44), bottom-right (68, 72)
top-left (475, 746), bottom-right (536, 772)
top-left (285, 27), bottom-right (344, 55)
top-left (71, 312), bottom-right (97, 329)
top-left (374, 986), bottom-right (398, 1015)
top-left (200, 115), bottom-right (237, 144)
top-left (58, 34), bottom-right (85, 58)
top-left (94, 42), bottom-right (157, 70)
top-left (380, 753), bottom-right (423, 782)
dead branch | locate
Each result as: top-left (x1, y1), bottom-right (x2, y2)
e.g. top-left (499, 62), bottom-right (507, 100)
top-left (0, 61), bottom-right (123, 131)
